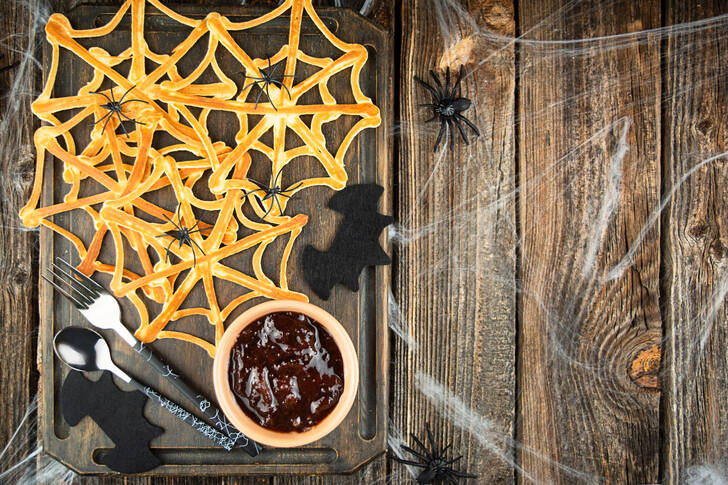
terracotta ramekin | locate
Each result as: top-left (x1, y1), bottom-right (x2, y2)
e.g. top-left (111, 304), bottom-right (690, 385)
top-left (213, 300), bottom-right (359, 448)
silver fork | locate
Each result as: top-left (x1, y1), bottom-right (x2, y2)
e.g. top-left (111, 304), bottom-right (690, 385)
top-left (43, 257), bottom-right (260, 456)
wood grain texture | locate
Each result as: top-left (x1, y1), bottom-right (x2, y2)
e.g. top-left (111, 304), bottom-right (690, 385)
top-left (661, 1), bottom-right (728, 483)
top-left (517, 1), bottom-right (662, 483)
top-left (0, 0), bottom-right (42, 463)
top-left (395, 0), bottom-right (516, 483)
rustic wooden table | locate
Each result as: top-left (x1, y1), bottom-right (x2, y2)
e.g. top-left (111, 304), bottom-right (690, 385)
top-left (1, 0), bottom-right (726, 483)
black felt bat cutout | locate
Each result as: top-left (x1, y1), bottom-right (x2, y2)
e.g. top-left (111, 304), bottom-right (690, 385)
top-left (61, 371), bottom-right (164, 474)
top-left (302, 184), bottom-right (393, 300)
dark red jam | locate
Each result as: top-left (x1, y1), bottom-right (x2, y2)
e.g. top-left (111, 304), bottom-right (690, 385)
top-left (228, 311), bottom-right (344, 432)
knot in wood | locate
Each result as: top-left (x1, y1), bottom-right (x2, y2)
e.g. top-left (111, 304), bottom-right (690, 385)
top-left (709, 239), bottom-right (728, 260)
top-left (629, 344), bottom-right (661, 390)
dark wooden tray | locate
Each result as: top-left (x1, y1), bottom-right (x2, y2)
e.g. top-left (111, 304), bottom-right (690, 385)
top-left (38, 3), bottom-right (391, 476)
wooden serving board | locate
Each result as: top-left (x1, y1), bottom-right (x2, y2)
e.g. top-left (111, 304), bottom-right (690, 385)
top-left (38, 3), bottom-right (391, 476)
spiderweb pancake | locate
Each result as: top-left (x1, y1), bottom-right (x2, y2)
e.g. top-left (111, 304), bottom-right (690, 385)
top-left (20, 0), bottom-right (381, 356)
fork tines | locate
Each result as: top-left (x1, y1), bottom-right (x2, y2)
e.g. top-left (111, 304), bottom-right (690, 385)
top-left (42, 258), bottom-right (104, 310)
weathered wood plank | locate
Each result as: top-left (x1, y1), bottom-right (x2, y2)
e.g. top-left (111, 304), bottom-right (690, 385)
top-left (517, 1), bottom-right (662, 483)
top-left (0, 0), bottom-right (42, 468)
top-left (662, 1), bottom-right (728, 483)
top-left (395, 0), bottom-right (516, 483)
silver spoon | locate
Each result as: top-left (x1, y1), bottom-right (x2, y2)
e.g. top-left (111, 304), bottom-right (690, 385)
top-left (54, 327), bottom-right (236, 450)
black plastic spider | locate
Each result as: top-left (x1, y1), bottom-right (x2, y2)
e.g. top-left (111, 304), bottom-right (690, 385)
top-left (91, 85), bottom-right (148, 138)
top-left (242, 58), bottom-right (294, 111)
top-left (155, 205), bottom-right (206, 267)
top-left (415, 65), bottom-right (480, 152)
top-left (390, 423), bottom-right (478, 484)
top-left (243, 168), bottom-right (302, 220)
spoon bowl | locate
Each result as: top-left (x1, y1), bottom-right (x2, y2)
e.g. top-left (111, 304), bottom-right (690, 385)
top-left (53, 326), bottom-right (114, 374)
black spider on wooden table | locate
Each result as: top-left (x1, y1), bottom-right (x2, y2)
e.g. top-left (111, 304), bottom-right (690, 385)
top-left (415, 65), bottom-right (480, 152)
top-left (242, 58), bottom-right (294, 111)
top-left (91, 85), bottom-right (148, 138)
top-left (155, 205), bottom-right (206, 267)
top-left (243, 167), bottom-right (302, 220)
top-left (390, 423), bottom-right (478, 484)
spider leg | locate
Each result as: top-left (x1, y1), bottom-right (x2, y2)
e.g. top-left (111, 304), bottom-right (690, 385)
top-left (272, 167), bottom-right (284, 187)
top-left (424, 114), bottom-right (438, 123)
top-left (101, 113), bottom-right (114, 135)
top-left (117, 113), bottom-right (131, 138)
top-left (440, 442), bottom-right (453, 457)
top-left (118, 84), bottom-right (136, 103)
top-left (414, 76), bottom-right (440, 101)
top-left (92, 110), bottom-right (114, 126)
top-left (389, 456), bottom-right (427, 468)
top-left (452, 65), bottom-right (464, 96)
top-left (191, 238), bottom-right (206, 256)
top-left (454, 117), bottom-right (469, 145)
top-left (254, 84), bottom-right (265, 109)
top-left (448, 118), bottom-right (460, 150)
top-left (455, 113), bottom-right (480, 137)
top-left (405, 439), bottom-right (431, 459)
top-left (444, 66), bottom-right (451, 97)
top-left (433, 120), bottom-right (447, 152)
top-left (261, 199), bottom-right (274, 219)
top-left (243, 188), bottom-right (265, 200)
top-left (120, 99), bottom-right (149, 106)
top-left (118, 111), bottom-right (145, 126)
top-left (242, 81), bottom-right (259, 94)
top-left (110, 88), bottom-right (117, 104)
top-left (164, 238), bottom-right (176, 264)
top-left (189, 219), bottom-right (202, 231)
top-left (444, 455), bottom-right (463, 466)
top-left (176, 204), bottom-right (184, 229)
top-left (274, 194), bottom-right (284, 215)
top-left (399, 446), bottom-right (429, 463)
top-left (162, 212), bottom-right (182, 232)
top-left (250, 178), bottom-right (270, 192)
top-left (420, 103), bottom-right (436, 107)
top-left (265, 83), bottom-right (277, 111)
top-left (429, 70), bottom-right (445, 98)
top-left (425, 424), bottom-right (437, 455)
top-left (271, 80), bottom-right (293, 99)
top-left (91, 90), bottom-right (114, 105)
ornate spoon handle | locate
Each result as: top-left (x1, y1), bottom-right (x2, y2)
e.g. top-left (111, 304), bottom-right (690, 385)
top-left (132, 341), bottom-right (259, 456)
top-left (125, 377), bottom-right (236, 451)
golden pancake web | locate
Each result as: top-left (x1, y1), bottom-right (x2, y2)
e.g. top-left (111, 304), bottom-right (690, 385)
top-left (20, 0), bottom-right (381, 356)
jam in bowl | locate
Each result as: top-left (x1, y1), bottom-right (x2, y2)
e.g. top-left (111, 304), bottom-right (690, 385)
top-left (213, 300), bottom-right (359, 447)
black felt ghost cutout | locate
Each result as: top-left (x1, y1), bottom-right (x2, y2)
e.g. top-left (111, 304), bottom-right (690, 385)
top-left (61, 371), bottom-right (163, 473)
top-left (302, 184), bottom-right (393, 300)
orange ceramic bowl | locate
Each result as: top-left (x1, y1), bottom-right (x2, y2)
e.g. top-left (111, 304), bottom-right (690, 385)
top-left (213, 300), bottom-right (359, 448)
